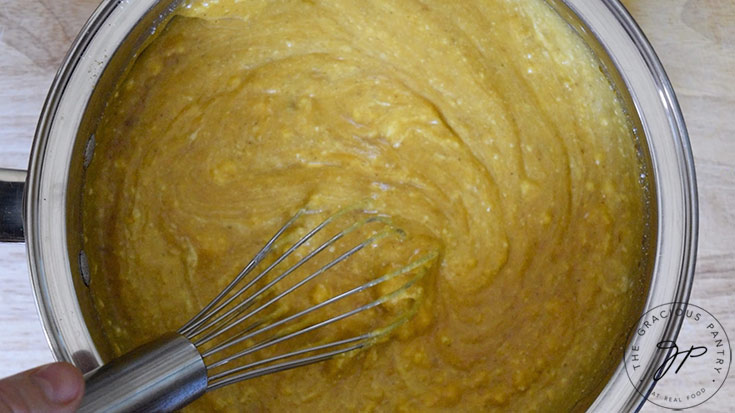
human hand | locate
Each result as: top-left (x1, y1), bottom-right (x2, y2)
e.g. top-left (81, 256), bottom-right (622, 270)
top-left (0, 362), bottom-right (84, 413)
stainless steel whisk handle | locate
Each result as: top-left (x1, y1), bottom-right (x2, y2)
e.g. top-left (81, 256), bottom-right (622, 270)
top-left (78, 332), bottom-right (208, 413)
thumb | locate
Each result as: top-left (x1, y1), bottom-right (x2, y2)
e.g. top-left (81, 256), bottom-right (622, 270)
top-left (0, 362), bottom-right (84, 413)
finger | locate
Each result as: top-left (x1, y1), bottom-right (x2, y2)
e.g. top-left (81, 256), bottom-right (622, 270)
top-left (0, 362), bottom-right (84, 413)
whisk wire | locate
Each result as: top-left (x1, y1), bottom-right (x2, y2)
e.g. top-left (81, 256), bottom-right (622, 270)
top-left (203, 247), bottom-right (437, 363)
top-left (204, 250), bottom-right (437, 377)
top-left (208, 334), bottom-right (370, 383)
top-left (182, 211), bottom-right (338, 337)
top-left (184, 206), bottom-right (440, 391)
top-left (194, 225), bottom-right (398, 348)
top-left (207, 342), bottom-right (365, 391)
top-left (205, 254), bottom-right (435, 390)
top-left (179, 210), bottom-right (304, 335)
top-left (183, 211), bottom-right (384, 339)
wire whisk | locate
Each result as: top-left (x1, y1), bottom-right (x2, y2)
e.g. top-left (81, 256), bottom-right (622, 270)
top-left (79, 205), bottom-right (438, 413)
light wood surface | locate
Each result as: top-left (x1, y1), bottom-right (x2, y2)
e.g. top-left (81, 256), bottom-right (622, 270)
top-left (0, 0), bottom-right (732, 410)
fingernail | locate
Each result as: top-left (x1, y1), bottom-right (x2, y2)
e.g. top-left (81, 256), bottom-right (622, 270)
top-left (31, 363), bottom-right (83, 405)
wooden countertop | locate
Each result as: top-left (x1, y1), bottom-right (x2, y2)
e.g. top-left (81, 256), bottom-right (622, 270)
top-left (0, 1), bottom-right (732, 410)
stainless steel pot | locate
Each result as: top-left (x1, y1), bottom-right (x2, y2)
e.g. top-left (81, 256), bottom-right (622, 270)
top-left (0, 0), bottom-right (697, 411)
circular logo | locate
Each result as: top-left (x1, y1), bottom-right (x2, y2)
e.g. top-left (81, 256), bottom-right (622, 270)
top-left (624, 302), bottom-right (731, 409)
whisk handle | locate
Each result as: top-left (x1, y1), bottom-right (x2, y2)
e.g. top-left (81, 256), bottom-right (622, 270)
top-left (78, 332), bottom-right (207, 413)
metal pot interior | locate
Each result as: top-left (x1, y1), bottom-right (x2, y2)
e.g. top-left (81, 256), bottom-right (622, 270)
top-left (38, 0), bottom-right (186, 373)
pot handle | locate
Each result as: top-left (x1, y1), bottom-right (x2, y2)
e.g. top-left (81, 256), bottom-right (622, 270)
top-left (0, 168), bottom-right (26, 242)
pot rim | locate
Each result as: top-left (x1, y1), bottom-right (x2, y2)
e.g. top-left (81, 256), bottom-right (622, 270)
top-left (24, 0), bottom-right (697, 410)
